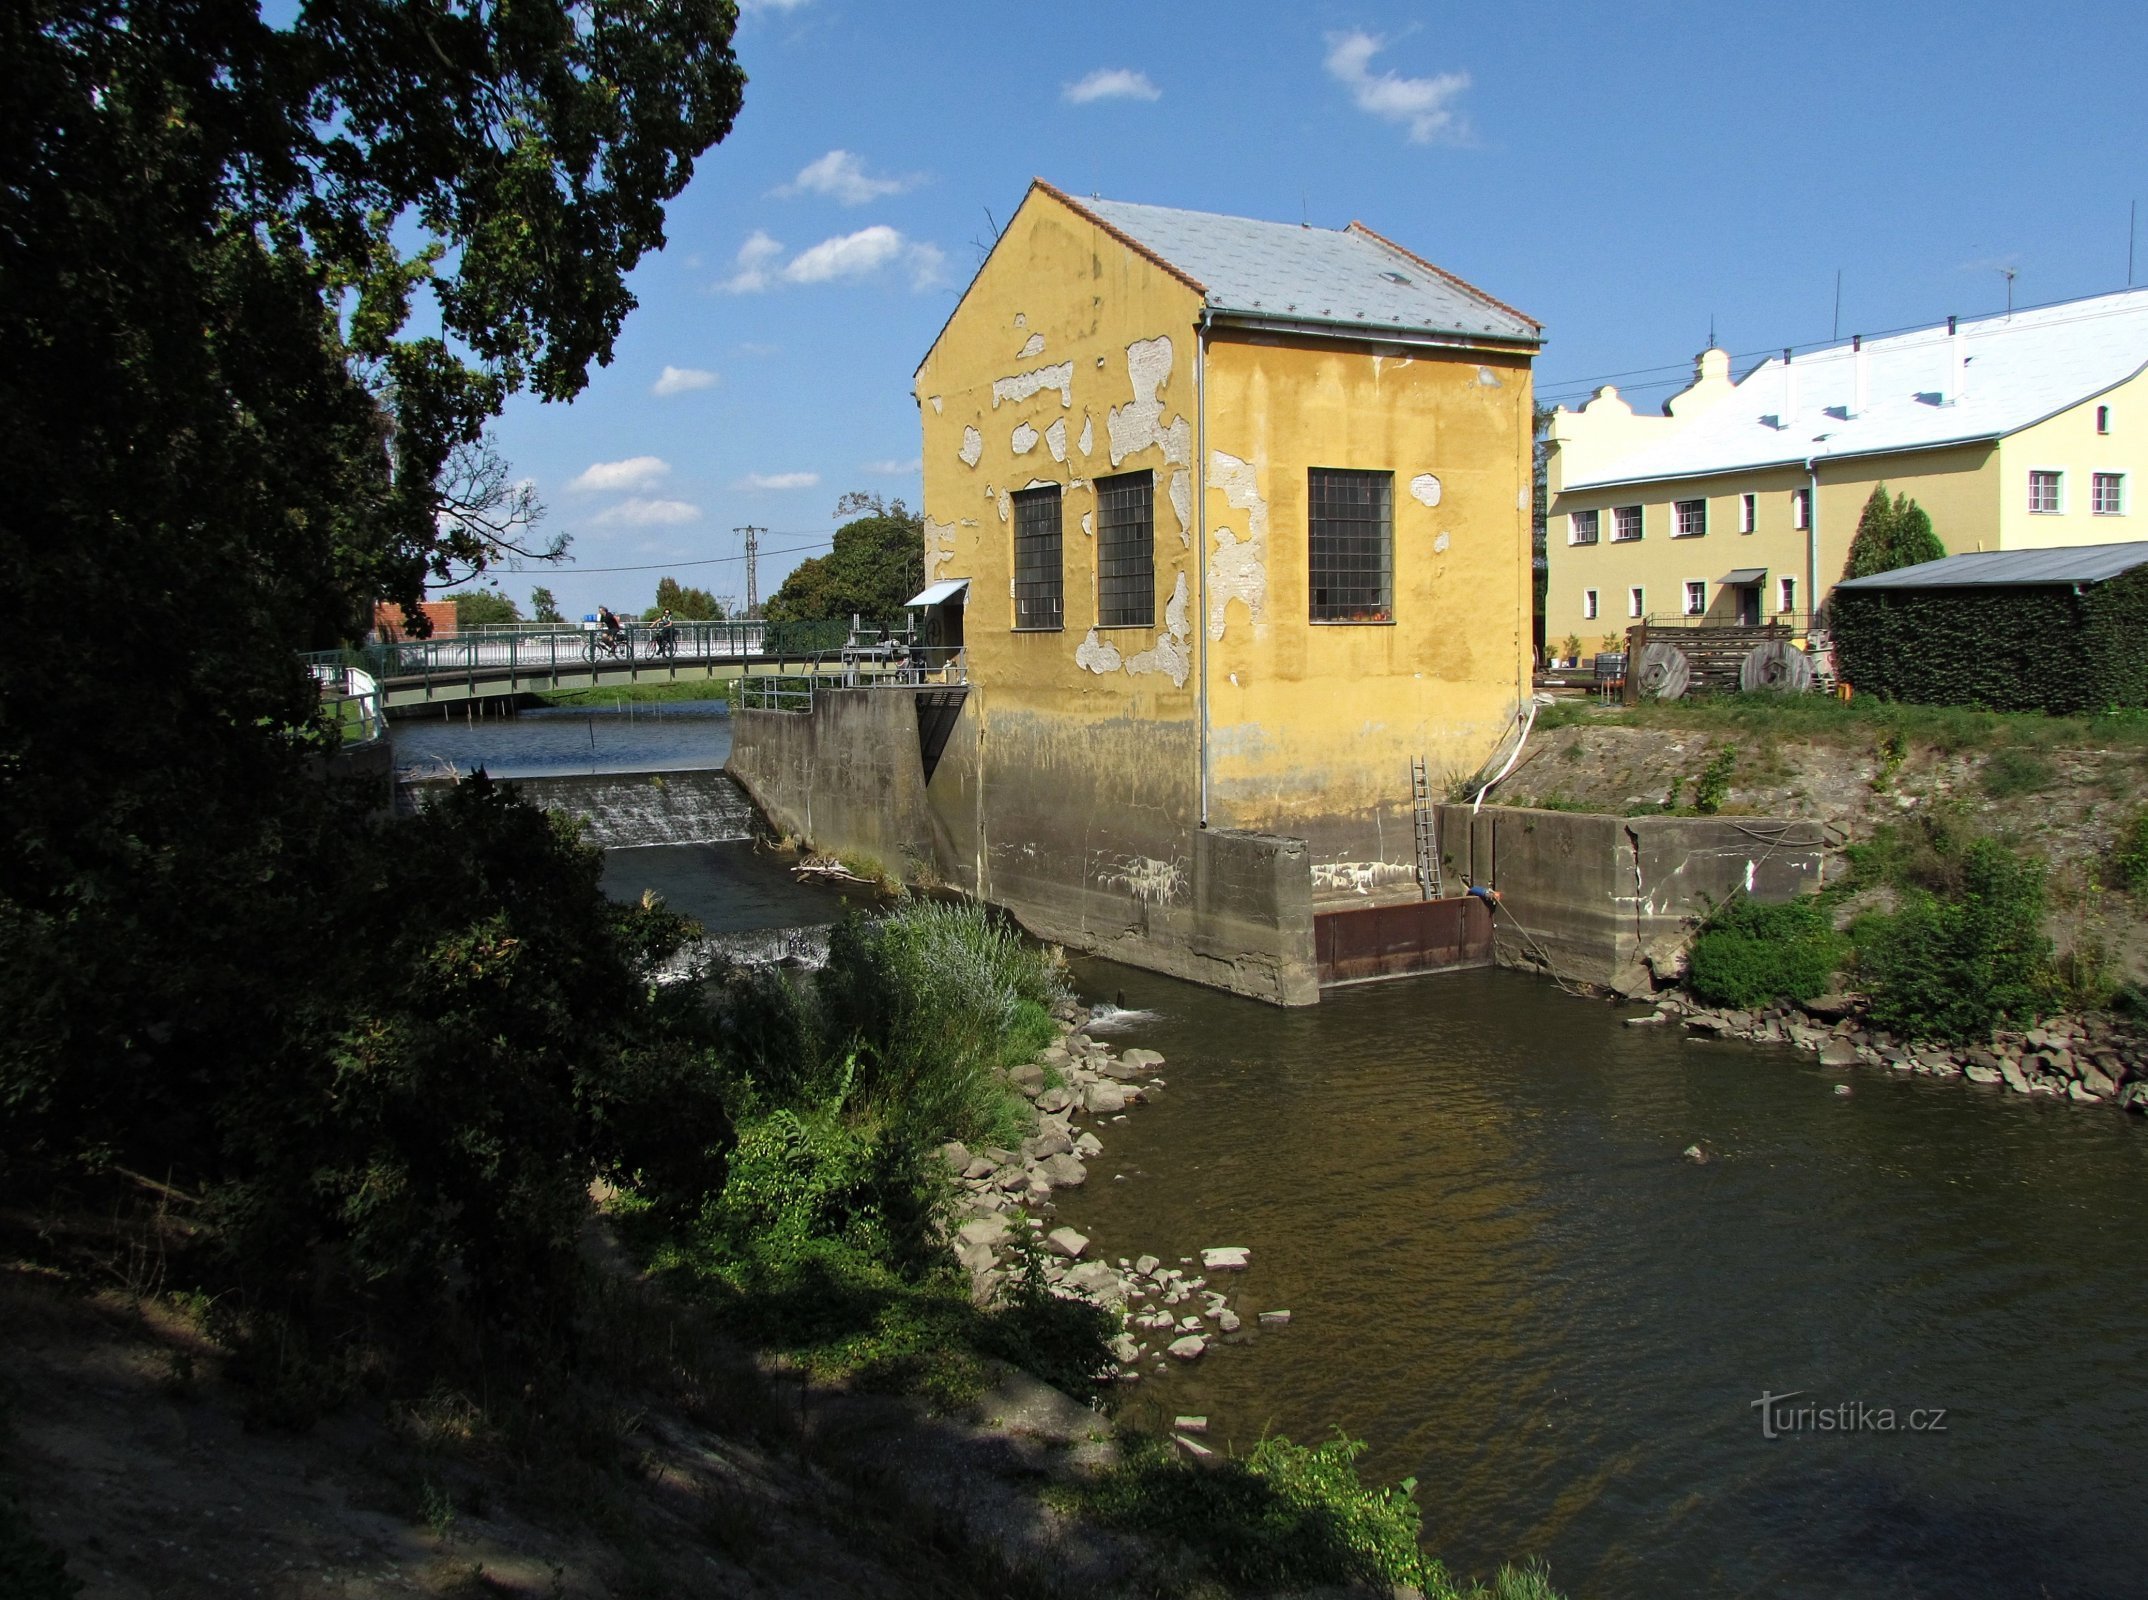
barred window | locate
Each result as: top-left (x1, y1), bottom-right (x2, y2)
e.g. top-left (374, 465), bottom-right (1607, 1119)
top-left (1673, 498), bottom-right (1708, 537)
top-left (1095, 471), bottom-right (1155, 627)
top-left (1012, 485), bottom-right (1063, 630)
top-left (1613, 504), bottom-right (1643, 542)
top-left (1569, 508), bottom-right (1600, 545)
top-left (1308, 468), bottom-right (1393, 622)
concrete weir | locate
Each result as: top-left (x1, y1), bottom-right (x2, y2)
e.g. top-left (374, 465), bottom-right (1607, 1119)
top-left (726, 686), bottom-right (1828, 1005)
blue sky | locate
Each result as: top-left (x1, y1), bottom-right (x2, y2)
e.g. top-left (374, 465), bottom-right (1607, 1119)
top-left (484, 0), bottom-right (2148, 618)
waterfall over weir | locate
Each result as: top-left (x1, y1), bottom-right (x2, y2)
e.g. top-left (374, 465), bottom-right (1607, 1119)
top-left (398, 769), bottom-right (760, 848)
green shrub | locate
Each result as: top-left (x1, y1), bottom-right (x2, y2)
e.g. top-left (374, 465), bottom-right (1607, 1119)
top-left (1854, 837), bottom-right (2052, 1041)
top-left (2111, 806), bottom-right (2148, 890)
top-left (1074, 1431), bottom-right (1439, 1592)
top-left (1979, 747), bottom-right (2054, 799)
top-left (1687, 744), bottom-right (1737, 815)
top-left (1687, 896), bottom-right (1844, 1008)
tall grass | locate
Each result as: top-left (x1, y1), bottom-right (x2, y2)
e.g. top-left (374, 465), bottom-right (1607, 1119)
top-left (1535, 692), bottom-right (2148, 753)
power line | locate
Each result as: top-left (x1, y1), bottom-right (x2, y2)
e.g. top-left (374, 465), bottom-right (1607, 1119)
top-left (500, 535), bottom-right (833, 577)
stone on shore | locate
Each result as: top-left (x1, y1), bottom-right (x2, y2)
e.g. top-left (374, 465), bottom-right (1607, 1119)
top-left (939, 1140), bottom-right (972, 1171)
top-left (1121, 1047), bottom-right (1165, 1071)
top-left (1037, 1152), bottom-right (1089, 1189)
top-left (1007, 1063), bottom-right (1045, 1098)
top-left (1818, 1041), bottom-right (1861, 1068)
top-left (1174, 1415), bottom-right (1208, 1433)
top-left (1167, 1335), bottom-right (1207, 1361)
top-left (1084, 1081), bottom-right (1130, 1115)
top-left (1200, 1246), bottom-right (1250, 1270)
top-left (957, 1216), bottom-right (1010, 1249)
top-left (1035, 1087), bottom-right (1074, 1114)
top-left (1044, 1226), bottom-right (1089, 1259)
top-left (1964, 1064), bottom-right (2003, 1085)
top-left (1257, 1310), bottom-right (1291, 1326)
top-left (1023, 1128), bottom-right (1074, 1161)
top-left (1134, 1254), bottom-right (1160, 1277)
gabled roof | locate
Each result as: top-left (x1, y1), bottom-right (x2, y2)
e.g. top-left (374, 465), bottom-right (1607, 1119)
top-left (1836, 541), bottom-right (2148, 590)
top-left (1042, 182), bottom-right (1541, 347)
top-left (1561, 288), bottom-right (2148, 491)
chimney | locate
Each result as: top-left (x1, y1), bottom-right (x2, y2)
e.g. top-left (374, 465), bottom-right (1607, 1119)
top-left (1852, 335), bottom-right (1868, 417)
top-left (1781, 348), bottom-right (1797, 430)
top-left (1948, 315), bottom-right (1965, 405)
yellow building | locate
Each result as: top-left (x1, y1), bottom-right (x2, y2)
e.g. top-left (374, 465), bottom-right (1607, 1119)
top-left (910, 180), bottom-right (1541, 997)
top-left (1545, 289), bottom-right (2148, 642)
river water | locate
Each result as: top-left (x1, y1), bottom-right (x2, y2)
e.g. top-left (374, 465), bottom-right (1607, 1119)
top-left (391, 706), bottom-right (2146, 1598)
top-left (1062, 958), bottom-right (2148, 1600)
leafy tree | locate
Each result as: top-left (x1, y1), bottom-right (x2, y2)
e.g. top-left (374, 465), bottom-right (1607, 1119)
top-left (646, 575), bottom-right (724, 620)
top-left (448, 589), bottom-right (522, 627)
top-left (529, 586), bottom-right (564, 624)
top-left (0, 2), bottom-right (743, 1238)
top-left (764, 493), bottom-right (925, 624)
top-left (1843, 484), bottom-right (1946, 579)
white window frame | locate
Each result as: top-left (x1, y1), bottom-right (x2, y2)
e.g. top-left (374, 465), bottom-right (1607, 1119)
top-left (2028, 469), bottom-right (2064, 514)
top-left (1792, 487), bottom-right (1811, 530)
top-left (1672, 498), bottom-right (1708, 538)
top-left (1778, 576), bottom-right (1796, 614)
top-left (1569, 508), bottom-right (1600, 545)
top-left (1739, 493), bottom-right (1756, 533)
top-left (2093, 472), bottom-right (2126, 516)
top-left (1612, 504), bottom-right (1643, 542)
top-left (1583, 588), bottom-right (1599, 620)
top-left (1683, 579), bottom-right (1707, 616)
top-left (1627, 586), bottom-right (1645, 619)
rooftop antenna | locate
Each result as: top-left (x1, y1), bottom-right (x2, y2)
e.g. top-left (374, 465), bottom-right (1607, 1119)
top-left (1999, 265), bottom-right (2017, 313)
top-left (1832, 269), bottom-right (1842, 341)
top-left (1707, 312), bottom-right (1716, 349)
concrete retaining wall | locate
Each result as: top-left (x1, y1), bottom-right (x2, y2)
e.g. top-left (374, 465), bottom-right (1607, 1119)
top-left (1436, 803), bottom-right (1829, 989)
top-left (727, 687), bottom-right (1318, 1005)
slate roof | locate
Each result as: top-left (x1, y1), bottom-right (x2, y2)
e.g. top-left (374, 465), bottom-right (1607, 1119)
top-left (1835, 541), bottom-right (2148, 589)
top-left (1560, 288), bottom-right (2148, 491)
top-left (1051, 185), bottom-right (1540, 346)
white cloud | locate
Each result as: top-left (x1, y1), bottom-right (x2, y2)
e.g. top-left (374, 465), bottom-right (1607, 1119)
top-left (906, 240), bottom-right (947, 291)
top-left (720, 230), bottom-right (785, 294)
top-left (739, 471), bottom-right (821, 491)
top-left (1323, 31), bottom-right (1470, 144)
top-left (568, 455), bottom-right (670, 493)
top-left (651, 365), bottom-right (717, 397)
top-left (782, 224), bottom-right (906, 283)
top-left (863, 457), bottom-right (924, 476)
top-left (593, 496), bottom-right (701, 526)
top-left (781, 149), bottom-right (915, 206)
top-left (1063, 68), bottom-right (1161, 105)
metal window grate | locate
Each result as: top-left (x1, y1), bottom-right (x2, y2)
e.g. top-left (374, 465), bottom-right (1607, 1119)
top-left (1012, 485), bottom-right (1063, 630)
top-left (1095, 471), bottom-right (1154, 627)
top-left (1308, 468), bottom-right (1393, 622)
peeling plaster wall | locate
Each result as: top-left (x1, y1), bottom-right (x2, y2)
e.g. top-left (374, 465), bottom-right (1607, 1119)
top-left (1201, 330), bottom-right (1536, 902)
top-left (907, 185), bottom-right (1314, 1001)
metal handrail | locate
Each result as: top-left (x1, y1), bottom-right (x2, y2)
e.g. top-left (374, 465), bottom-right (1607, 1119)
top-left (306, 661), bottom-right (386, 743)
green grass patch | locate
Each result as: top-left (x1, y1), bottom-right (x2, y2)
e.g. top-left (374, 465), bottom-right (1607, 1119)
top-left (2113, 806), bottom-right (2148, 890)
top-left (1687, 895), bottom-right (1845, 1009)
top-left (1533, 692), bottom-right (2138, 755)
top-left (1063, 1431), bottom-right (1560, 1599)
top-left (1979, 747), bottom-right (2055, 798)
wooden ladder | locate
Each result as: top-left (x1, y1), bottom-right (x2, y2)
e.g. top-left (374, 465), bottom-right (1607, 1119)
top-left (1411, 757), bottom-right (1441, 900)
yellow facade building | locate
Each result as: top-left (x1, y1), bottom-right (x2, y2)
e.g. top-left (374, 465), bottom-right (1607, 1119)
top-left (909, 181), bottom-right (1541, 997)
top-left (1545, 289), bottom-right (2148, 642)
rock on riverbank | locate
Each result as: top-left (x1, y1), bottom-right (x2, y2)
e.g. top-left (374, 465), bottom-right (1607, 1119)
top-left (936, 1002), bottom-right (1266, 1384)
top-left (1659, 989), bottom-right (2148, 1111)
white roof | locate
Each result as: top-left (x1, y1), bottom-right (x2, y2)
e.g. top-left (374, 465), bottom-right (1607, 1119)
top-left (1562, 288), bottom-right (2148, 490)
top-left (905, 578), bottom-right (970, 607)
top-left (1072, 193), bottom-right (1541, 346)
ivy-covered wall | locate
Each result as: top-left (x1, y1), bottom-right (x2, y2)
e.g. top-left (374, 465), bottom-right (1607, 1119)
top-left (1831, 566), bottom-right (2148, 713)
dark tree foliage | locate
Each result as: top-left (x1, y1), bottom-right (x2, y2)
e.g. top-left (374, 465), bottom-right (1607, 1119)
top-left (1831, 568), bottom-right (2148, 713)
top-left (647, 575), bottom-right (724, 619)
top-left (0, 1), bottom-right (744, 1298)
top-left (449, 589), bottom-right (523, 627)
top-left (764, 494), bottom-right (925, 624)
top-left (1842, 484), bottom-right (1946, 579)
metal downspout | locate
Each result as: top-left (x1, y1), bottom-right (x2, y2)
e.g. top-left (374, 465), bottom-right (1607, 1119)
top-left (1805, 456), bottom-right (1821, 630)
top-left (1196, 308), bottom-right (1211, 828)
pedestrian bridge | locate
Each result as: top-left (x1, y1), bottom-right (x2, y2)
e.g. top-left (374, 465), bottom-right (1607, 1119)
top-left (303, 619), bottom-right (857, 711)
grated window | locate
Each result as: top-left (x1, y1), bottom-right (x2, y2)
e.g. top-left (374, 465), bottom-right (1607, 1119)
top-left (1095, 471), bottom-right (1155, 627)
top-left (1308, 468), bottom-right (1393, 622)
top-left (1012, 485), bottom-right (1064, 630)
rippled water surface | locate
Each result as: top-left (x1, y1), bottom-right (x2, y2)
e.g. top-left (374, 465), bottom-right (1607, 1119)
top-left (1060, 959), bottom-right (2148, 1600)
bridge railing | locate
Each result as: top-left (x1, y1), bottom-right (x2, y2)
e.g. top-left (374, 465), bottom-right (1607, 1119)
top-left (305, 660), bottom-right (386, 743)
top-left (315, 618), bottom-right (866, 682)
top-left (733, 648), bottom-right (967, 713)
